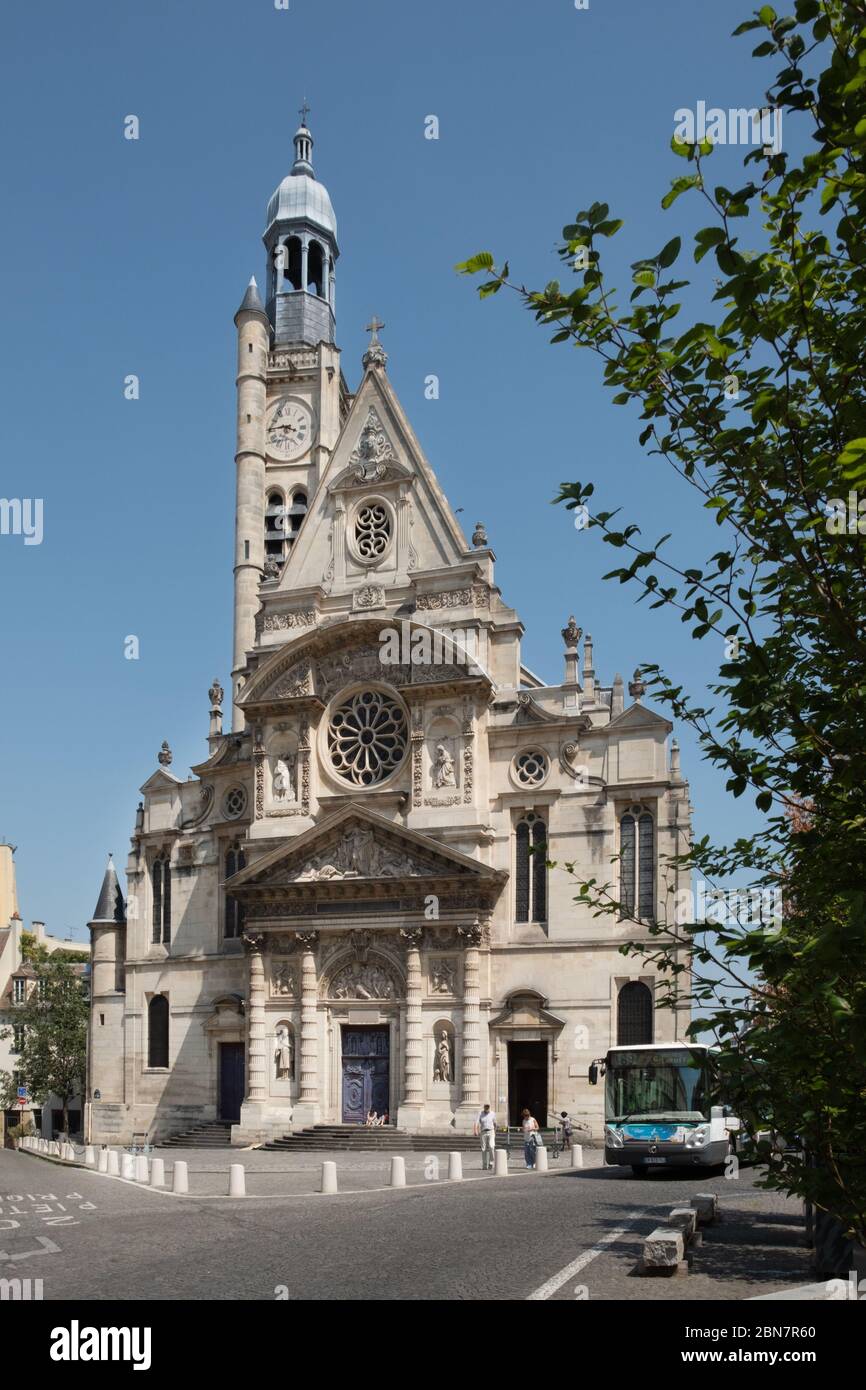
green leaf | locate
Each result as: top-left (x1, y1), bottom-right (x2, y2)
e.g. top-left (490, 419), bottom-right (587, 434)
top-left (455, 252), bottom-right (495, 276)
top-left (658, 236), bottom-right (682, 268)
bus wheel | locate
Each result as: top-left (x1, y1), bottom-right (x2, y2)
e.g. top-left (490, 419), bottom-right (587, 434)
top-left (631, 1164), bottom-right (647, 1178)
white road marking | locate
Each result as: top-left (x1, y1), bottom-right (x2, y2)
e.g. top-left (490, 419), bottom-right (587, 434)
top-left (0, 1236), bottom-right (61, 1263)
top-left (526, 1209), bottom-right (646, 1301)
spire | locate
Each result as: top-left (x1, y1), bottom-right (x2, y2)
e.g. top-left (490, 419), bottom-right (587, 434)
top-left (236, 275), bottom-right (265, 317)
top-left (291, 105), bottom-right (315, 177)
top-left (91, 854), bottom-right (125, 925)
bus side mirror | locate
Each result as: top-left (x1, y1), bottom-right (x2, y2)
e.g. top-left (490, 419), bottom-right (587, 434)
top-left (588, 1063), bottom-right (598, 1086)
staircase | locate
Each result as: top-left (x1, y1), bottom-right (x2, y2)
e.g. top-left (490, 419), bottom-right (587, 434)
top-left (160, 1121), bottom-right (233, 1149)
top-left (262, 1124), bottom-right (557, 1153)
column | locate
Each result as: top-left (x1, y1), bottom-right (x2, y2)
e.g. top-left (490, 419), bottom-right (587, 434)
top-left (455, 922), bottom-right (483, 1130)
top-left (293, 931), bottom-right (320, 1128)
top-left (397, 928), bottom-right (424, 1131)
top-left (246, 936), bottom-right (267, 1103)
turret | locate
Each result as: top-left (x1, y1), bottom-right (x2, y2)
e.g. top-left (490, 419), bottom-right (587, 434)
top-left (88, 854), bottom-right (126, 998)
top-left (232, 277), bottom-right (269, 725)
top-left (263, 114), bottom-right (339, 347)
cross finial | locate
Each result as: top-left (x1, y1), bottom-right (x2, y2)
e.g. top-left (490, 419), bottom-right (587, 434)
top-left (365, 315), bottom-right (385, 343)
top-left (299, 98), bottom-right (311, 127)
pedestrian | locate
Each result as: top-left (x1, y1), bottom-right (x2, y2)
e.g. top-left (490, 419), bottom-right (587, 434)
top-left (521, 1108), bottom-right (540, 1168)
top-left (558, 1110), bottom-right (573, 1150)
top-left (474, 1103), bottom-right (497, 1170)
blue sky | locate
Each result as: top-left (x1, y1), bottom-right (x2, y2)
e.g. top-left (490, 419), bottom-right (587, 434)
top-left (0, 0), bottom-right (790, 939)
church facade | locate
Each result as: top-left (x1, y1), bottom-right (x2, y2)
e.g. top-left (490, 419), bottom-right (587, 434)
top-left (87, 121), bottom-right (692, 1147)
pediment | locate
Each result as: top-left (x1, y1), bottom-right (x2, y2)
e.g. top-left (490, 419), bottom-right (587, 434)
top-left (227, 804), bottom-right (505, 894)
top-left (607, 702), bottom-right (673, 734)
top-left (327, 406), bottom-right (415, 493)
top-left (489, 990), bottom-right (566, 1033)
top-left (239, 618), bottom-right (490, 712)
top-left (139, 768), bottom-right (183, 795)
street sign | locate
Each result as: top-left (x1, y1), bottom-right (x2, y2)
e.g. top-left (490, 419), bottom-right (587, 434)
top-left (16, 1086), bottom-right (27, 1100)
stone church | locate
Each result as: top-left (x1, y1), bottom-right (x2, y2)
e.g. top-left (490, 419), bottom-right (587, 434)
top-left (87, 120), bottom-right (692, 1146)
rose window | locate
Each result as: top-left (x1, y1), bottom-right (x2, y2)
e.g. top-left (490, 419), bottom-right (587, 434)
top-left (354, 502), bottom-right (391, 560)
top-left (223, 786), bottom-right (248, 819)
top-left (328, 689), bottom-right (408, 786)
top-left (515, 750), bottom-right (549, 786)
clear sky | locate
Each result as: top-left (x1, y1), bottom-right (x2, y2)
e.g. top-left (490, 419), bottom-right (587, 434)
top-left (0, 0), bottom-right (788, 939)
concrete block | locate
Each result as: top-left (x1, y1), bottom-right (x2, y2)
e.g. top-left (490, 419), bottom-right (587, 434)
top-left (121, 1153), bottom-right (135, 1181)
top-left (135, 1155), bottom-right (149, 1183)
top-left (320, 1161), bottom-right (338, 1194)
top-left (571, 1144), bottom-right (583, 1168)
top-left (172, 1161), bottom-right (189, 1194)
top-left (84, 1146), bottom-right (96, 1167)
top-left (97, 1149), bottom-right (109, 1174)
top-left (643, 1226), bottom-right (685, 1267)
top-left (669, 1207), bottom-right (698, 1238)
top-left (448, 1152), bottom-right (463, 1181)
top-left (691, 1192), bottom-right (719, 1225)
top-left (494, 1148), bottom-right (508, 1176)
top-left (108, 1150), bottom-right (120, 1177)
top-left (389, 1156), bottom-right (406, 1188)
top-left (150, 1158), bottom-right (165, 1188)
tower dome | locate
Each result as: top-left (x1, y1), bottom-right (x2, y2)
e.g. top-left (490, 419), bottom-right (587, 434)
top-left (263, 116), bottom-right (339, 347)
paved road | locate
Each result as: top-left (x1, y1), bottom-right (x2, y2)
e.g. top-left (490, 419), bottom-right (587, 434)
top-left (0, 1147), bottom-right (811, 1301)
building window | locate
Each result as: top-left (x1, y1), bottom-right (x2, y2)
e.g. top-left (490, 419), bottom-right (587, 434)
top-left (265, 491), bottom-right (287, 567)
top-left (37, 978), bottom-right (48, 1001)
top-left (224, 844), bottom-right (246, 939)
top-left (286, 490), bottom-right (307, 549)
top-left (12, 977), bottom-right (26, 1003)
top-left (281, 235), bottom-right (303, 291)
top-left (354, 501), bottom-right (391, 560)
top-left (619, 806), bottom-right (655, 921)
top-left (327, 688), bottom-right (408, 787)
top-left (617, 981), bottom-right (653, 1045)
top-left (152, 851), bottom-right (171, 945)
top-left (148, 994), bottom-right (169, 1069)
top-left (515, 814), bottom-right (547, 923)
top-left (11, 1025), bottom-right (25, 1053)
top-left (308, 239), bottom-right (324, 297)
top-left (514, 749), bottom-right (549, 787)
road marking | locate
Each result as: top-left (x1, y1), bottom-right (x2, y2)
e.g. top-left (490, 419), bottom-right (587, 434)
top-left (0, 1236), bottom-right (61, 1263)
top-left (526, 1209), bottom-right (646, 1301)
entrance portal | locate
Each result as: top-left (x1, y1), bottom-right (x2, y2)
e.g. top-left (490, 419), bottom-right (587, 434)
top-left (341, 1026), bottom-right (390, 1124)
top-left (508, 1041), bottom-right (548, 1126)
top-left (219, 1041), bottom-right (245, 1123)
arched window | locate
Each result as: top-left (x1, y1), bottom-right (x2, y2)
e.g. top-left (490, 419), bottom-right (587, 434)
top-left (148, 994), bottom-right (169, 1068)
top-left (515, 813), bottom-right (547, 923)
top-left (151, 851), bottom-right (171, 945)
top-left (617, 981), bottom-right (653, 1045)
top-left (286, 490), bottom-right (307, 551)
top-left (308, 240), bottom-right (324, 297)
top-left (265, 491), bottom-right (286, 567)
top-left (224, 844), bottom-right (246, 940)
top-left (619, 807), bottom-right (655, 921)
top-left (283, 236), bottom-right (303, 290)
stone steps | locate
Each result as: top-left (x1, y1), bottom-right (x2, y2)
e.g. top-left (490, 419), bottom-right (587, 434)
top-left (160, 1122), bottom-right (234, 1149)
top-left (263, 1124), bottom-right (511, 1153)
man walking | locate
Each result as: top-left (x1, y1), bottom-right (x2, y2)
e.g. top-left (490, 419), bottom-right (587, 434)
top-left (474, 1103), bottom-right (497, 1170)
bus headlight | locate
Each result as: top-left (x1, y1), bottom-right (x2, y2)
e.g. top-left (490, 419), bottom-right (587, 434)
top-left (685, 1125), bottom-right (710, 1148)
top-left (606, 1126), bottom-right (624, 1149)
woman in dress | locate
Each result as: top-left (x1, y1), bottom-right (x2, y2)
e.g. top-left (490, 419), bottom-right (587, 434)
top-left (521, 1108), bottom-right (540, 1169)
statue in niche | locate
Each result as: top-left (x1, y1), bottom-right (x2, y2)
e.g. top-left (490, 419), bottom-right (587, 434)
top-left (432, 743), bottom-right (457, 788)
top-left (275, 1025), bottom-right (294, 1079)
top-left (272, 752), bottom-right (296, 801)
top-left (430, 959), bottom-right (457, 995)
top-left (272, 961), bottom-right (296, 997)
top-left (434, 1029), bottom-right (453, 1083)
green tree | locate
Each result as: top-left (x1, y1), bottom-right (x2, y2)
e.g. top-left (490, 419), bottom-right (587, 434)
top-left (459, 0), bottom-right (866, 1240)
top-left (0, 954), bottom-right (88, 1134)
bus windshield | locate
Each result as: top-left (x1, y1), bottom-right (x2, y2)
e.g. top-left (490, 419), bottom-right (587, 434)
top-left (605, 1048), bottom-right (714, 1124)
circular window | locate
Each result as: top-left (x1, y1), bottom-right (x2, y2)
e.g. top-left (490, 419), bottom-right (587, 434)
top-left (327, 689), bottom-right (408, 787)
top-left (514, 750), bottom-right (549, 787)
top-left (223, 786), bottom-right (248, 820)
top-left (354, 501), bottom-right (392, 560)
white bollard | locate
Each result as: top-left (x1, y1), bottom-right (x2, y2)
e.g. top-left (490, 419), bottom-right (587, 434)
top-left (571, 1144), bottom-right (584, 1169)
top-left (50, 1141), bottom-right (60, 1157)
top-left (229, 1163), bottom-right (245, 1197)
top-left (135, 1155), bottom-right (149, 1183)
top-left (84, 1146), bottom-right (96, 1167)
top-left (448, 1152), bottom-right (463, 1181)
top-left (389, 1156), bottom-right (406, 1188)
top-left (494, 1148), bottom-right (508, 1176)
top-left (98, 1149), bottom-right (109, 1174)
top-left (108, 1150), bottom-right (120, 1176)
top-left (121, 1153), bottom-right (135, 1181)
top-left (64, 1143), bottom-right (76, 1162)
top-left (150, 1158), bottom-right (165, 1188)
top-left (320, 1161), bottom-right (338, 1194)
top-left (535, 1145), bottom-right (549, 1172)
top-left (172, 1160), bottom-right (189, 1194)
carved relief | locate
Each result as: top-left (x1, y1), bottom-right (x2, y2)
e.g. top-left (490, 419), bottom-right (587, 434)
top-left (430, 958), bottom-right (458, 995)
top-left (414, 587), bottom-right (489, 611)
top-left (352, 583), bottom-right (386, 610)
top-left (271, 960), bottom-right (297, 998)
top-left (295, 825), bottom-right (433, 882)
top-left (261, 611), bottom-right (317, 633)
top-left (272, 662), bottom-right (313, 699)
top-left (348, 407), bottom-right (397, 481)
top-left (329, 961), bottom-right (398, 1000)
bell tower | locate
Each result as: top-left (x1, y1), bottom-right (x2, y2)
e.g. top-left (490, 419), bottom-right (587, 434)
top-left (231, 112), bottom-right (345, 727)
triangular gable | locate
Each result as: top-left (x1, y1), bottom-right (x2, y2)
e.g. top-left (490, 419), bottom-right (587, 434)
top-left (274, 368), bottom-right (473, 595)
top-left (227, 802), bottom-right (505, 891)
top-left (606, 702), bottom-right (673, 734)
top-left (139, 768), bottom-right (183, 795)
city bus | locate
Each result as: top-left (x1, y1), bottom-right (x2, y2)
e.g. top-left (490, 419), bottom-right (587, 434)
top-left (589, 1042), bottom-right (741, 1176)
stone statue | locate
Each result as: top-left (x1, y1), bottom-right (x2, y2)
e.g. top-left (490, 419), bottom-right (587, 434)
top-left (431, 959), bottom-right (456, 995)
top-left (275, 1025), bottom-right (294, 1079)
top-left (432, 743), bottom-right (456, 789)
top-left (331, 961), bottom-right (397, 1000)
top-left (436, 1029), bottom-right (452, 1083)
top-left (273, 753), bottom-right (296, 801)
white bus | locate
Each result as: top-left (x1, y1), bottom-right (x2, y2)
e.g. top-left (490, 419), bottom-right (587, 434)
top-left (589, 1042), bottom-right (741, 1176)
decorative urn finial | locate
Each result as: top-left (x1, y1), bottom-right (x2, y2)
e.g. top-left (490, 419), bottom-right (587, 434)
top-left (209, 678), bottom-right (224, 709)
top-left (472, 521), bottom-right (488, 548)
top-left (628, 668), bottom-right (647, 700)
top-left (562, 615), bottom-right (582, 648)
top-left (158, 740), bottom-right (173, 768)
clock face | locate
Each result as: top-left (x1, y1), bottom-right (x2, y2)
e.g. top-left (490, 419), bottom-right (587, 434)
top-left (267, 399), bottom-right (313, 460)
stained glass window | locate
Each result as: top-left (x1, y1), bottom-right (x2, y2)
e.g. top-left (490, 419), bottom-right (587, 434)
top-left (617, 981), bottom-right (653, 1045)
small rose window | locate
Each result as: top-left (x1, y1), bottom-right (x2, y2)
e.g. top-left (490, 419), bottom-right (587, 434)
top-left (328, 689), bottom-right (408, 786)
top-left (515, 750), bottom-right (549, 787)
top-left (223, 786), bottom-right (248, 819)
top-left (354, 502), bottom-right (391, 560)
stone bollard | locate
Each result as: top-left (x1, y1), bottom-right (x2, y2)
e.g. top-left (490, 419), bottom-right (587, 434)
top-left (98, 1149), bottom-right (109, 1174)
top-left (448, 1152), bottom-right (463, 1182)
top-left (535, 1145), bottom-right (549, 1172)
top-left (50, 1141), bottom-right (60, 1157)
top-left (669, 1207), bottom-right (698, 1239)
top-left (389, 1156), bottom-right (406, 1188)
top-left (121, 1153), bottom-right (135, 1181)
top-left (691, 1193), bottom-right (719, 1226)
top-left (64, 1143), bottom-right (76, 1162)
top-left (135, 1155), bottom-right (149, 1183)
top-left (320, 1161), bottom-right (338, 1194)
top-left (150, 1158), bottom-right (165, 1188)
top-left (172, 1160), bottom-right (189, 1194)
top-left (84, 1146), bottom-right (96, 1167)
top-left (643, 1226), bottom-right (685, 1269)
top-left (494, 1148), bottom-right (508, 1177)
top-left (229, 1164), bottom-right (245, 1198)
top-left (571, 1144), bottom-right (584, 1169)
top-left (108, 1150), bottom-right (120, 1177)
